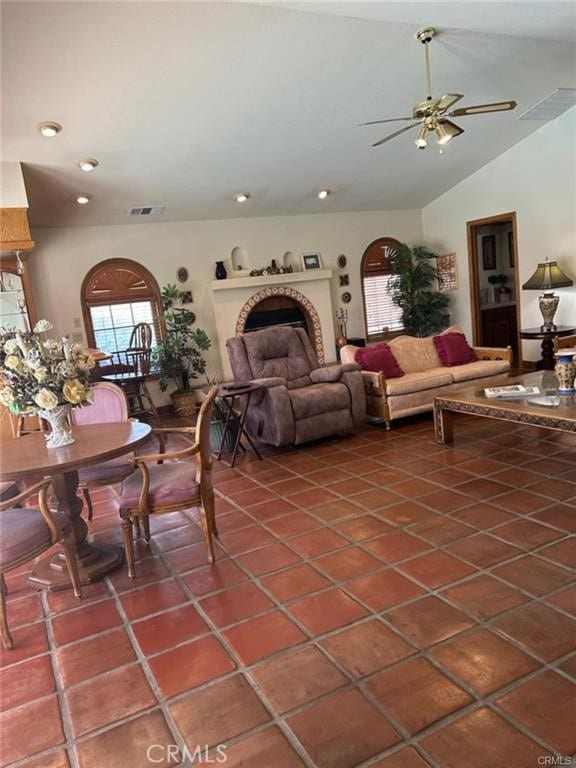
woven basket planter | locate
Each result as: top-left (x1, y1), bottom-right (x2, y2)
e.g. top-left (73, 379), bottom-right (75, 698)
top-left (170, 390), bottom-right (197, 417)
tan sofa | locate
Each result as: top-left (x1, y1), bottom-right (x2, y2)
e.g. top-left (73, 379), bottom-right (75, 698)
top-left (340, 326), bottom-right (512, 428)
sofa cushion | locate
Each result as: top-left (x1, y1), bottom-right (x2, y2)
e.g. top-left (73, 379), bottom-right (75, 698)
top-left (447, 359), bottom-right (510, 382)
top-left (388, 335), bottom-right (442, 374)
top-left (289, 383), bottom-right (350, 419)
top-left (385, 370), bottom-right (453, 396)
top-left (434, 332), bottom-right (477, 366)
top-left (354, 344), bottom-right (404, 378)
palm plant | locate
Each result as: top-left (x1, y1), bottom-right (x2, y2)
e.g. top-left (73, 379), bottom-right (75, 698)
top-left (153, 284), bottom-right (211, 393)
top-left (388, 244), bottom-right (450, 337)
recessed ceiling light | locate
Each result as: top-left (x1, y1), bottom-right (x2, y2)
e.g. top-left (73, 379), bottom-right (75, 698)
top-left (234, 193), bottom-right (249, 203)
top-left (38, 121), bottom-right (62, 137)
top-left (76, 194), bottom-right (93, 205)
top-left (317, 189), bottom-right (330, 200)
top-left (78, 158), bottom-right (99, 172)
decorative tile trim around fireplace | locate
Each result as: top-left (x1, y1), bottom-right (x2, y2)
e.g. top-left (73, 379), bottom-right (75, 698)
top-left (236, 287), bottom-right (325, 364)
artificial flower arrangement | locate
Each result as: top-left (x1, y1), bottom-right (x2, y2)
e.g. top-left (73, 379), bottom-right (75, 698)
top-left (0, 320), bottom-right (95, 446)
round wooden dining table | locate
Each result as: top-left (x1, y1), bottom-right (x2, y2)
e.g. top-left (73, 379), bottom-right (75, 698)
top-left (0, 421), bottom-right (151, 590)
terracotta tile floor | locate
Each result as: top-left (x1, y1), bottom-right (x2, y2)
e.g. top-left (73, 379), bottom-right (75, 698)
top-left (1, 415), bottom-right (575, 768)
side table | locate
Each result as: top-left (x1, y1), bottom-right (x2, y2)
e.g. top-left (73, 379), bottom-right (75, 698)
top-left (214, 382), bottom-right (263, 468)
top-left (519, 326), bottom-right (576, 371)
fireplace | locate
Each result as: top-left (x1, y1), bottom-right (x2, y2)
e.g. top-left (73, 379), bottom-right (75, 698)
top-left (243, 296), bottom-right (310, 335)
top-left (211, 270), bottom-right (336, 378)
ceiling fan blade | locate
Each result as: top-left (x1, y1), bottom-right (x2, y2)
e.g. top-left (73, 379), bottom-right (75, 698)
top-left (360, 116), bottom-right (414, 126)
top-left (436, 93), bottom-right (464, 112)
top-left (449, 100), bottom-right (517, 117)
top-left (372, 122), bottom-right (422, 147)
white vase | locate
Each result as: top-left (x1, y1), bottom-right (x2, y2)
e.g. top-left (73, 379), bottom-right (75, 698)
top-left (38, 404), bottom-right (75, 448)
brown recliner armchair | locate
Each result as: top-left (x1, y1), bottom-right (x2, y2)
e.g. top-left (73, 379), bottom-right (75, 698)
top-left (226, 326), bottom-right (365, 447)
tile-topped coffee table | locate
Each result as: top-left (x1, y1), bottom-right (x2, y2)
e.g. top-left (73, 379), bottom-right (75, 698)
top-left (434, 371), bottom-right (576, 444)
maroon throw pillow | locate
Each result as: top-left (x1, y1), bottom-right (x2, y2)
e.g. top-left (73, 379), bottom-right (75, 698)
top-left (433, 332), bottom-right (477, 366)
top-left (354, 344), bottom-right (404, 378)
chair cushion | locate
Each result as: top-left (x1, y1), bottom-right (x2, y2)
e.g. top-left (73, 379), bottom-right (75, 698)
top-left (243, 327), bottom-right (313, 382)
top-left (434, 332), bottom-right (477, 366)
top-left (0, 509), bottom-right (68, 567)
top-left (78, 458), bottom-right (135, 484)
top-left (117, 462), bottom-right (200, 510)
top-left (354, 344), bottom-right (404, 378)
top-left (289, 383), bottom-right (350, 419)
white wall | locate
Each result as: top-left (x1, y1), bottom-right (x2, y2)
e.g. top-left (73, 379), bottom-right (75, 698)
top-left (29, 208), bottom-right (421, 402)
top-left (0, 162), bottom-right (29, 207)
top-left (422, 106), bottom-right (576, 364)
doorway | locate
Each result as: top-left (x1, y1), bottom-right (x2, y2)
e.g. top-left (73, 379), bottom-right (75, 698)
top-left (466, 212), bottom-right (521, 367)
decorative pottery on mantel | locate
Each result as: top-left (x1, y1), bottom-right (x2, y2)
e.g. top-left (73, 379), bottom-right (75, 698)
top-left (554, 348), bottom-right (576, 394)
top-left (215, 261), bottom-right (227, 280)
top-left (38, 403), bottom-right (75, 448)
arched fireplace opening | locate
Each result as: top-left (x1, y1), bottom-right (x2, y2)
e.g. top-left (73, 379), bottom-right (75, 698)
top-left (235, 287), bottom-right (326, 364)
top-left (244, 296), bottom-right (312, 337)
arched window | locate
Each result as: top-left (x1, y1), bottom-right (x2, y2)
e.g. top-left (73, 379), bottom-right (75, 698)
top-left (81, 259), bottom-right (162, 355)
top-left (361, 237), bottom-right (403, 341)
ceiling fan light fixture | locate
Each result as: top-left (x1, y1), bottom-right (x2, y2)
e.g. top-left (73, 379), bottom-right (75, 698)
top-left (435, 119), bottom-right (462, 145)
top-left (415, 125), bottom-right (428, 149)
top-left (38, 121), bottom-right (62, 137)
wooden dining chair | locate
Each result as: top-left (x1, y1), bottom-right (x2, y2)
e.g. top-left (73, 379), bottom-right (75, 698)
top-left (69, 381), bottom-right (136, 520)
top-left (0, 479), bottom-right (82, 649)
top-left (113, 385), bottom-right (218, 577)
top-left (107, 322), bottom-right (159, 422)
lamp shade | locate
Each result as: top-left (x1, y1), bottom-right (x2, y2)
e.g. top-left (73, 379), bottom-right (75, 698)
top-left (522, 261), bottom-right (573, 290)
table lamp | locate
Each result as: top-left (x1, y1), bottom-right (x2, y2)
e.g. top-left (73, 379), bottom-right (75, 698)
top-left (522, 258), bottom-right (574, 331)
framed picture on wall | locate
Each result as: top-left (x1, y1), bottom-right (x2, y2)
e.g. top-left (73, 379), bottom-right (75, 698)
top-left (482, 235), bottom-right (496, 270)
top-left (436, 253), bottom-right (458, 291)
top-left (508, 231), bottom-right (515, 268)
top-left (301, 252), bottom-right (322, 270)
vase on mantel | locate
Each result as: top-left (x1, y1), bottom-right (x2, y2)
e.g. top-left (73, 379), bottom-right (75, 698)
top-left (215, 261), bottom-right (227, 280)
top-left (38, 404), bottom-right (75, 448)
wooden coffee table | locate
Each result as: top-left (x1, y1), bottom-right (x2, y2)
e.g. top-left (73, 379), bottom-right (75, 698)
top-left (434, 372), bottom-right (576, 444)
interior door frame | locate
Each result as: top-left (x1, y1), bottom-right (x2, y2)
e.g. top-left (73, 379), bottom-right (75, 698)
top-left (466, 211), bottom-right (521, 361)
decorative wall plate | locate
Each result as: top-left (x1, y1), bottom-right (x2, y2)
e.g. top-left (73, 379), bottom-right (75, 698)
top-left (341, 291), bottom-right (352, 303)
top-left (176, 266), bottom-right (189, 283)
top-left (337, 254), bottom-right (347, 269)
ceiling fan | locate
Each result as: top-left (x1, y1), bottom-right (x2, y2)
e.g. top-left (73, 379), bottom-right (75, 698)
top-left (361, 27), bottom-right (517, 149)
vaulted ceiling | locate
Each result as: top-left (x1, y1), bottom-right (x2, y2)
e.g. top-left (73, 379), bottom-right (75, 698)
top-left (2, 1), bottom-right (575, 227)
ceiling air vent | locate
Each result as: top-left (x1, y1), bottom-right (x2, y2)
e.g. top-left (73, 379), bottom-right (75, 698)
top-left (518, 88), bottom-right (576, 121)
top-left (127, 206), bottom-right (165, 217)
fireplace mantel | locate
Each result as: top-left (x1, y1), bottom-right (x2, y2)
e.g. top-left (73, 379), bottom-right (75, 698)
top-left (211, 269), bottom-right (336, 378)
top-left (212, 269), bottom-right (333, 291)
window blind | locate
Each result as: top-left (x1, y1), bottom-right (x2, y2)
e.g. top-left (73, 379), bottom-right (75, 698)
top-left (363, 274), bottom-right (403, 338)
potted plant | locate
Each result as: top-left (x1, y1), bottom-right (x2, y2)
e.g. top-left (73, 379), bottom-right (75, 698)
top-left (153, 284), bottom-right (211, 416)
top-left (388, 244), bottom-right (450, 337)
